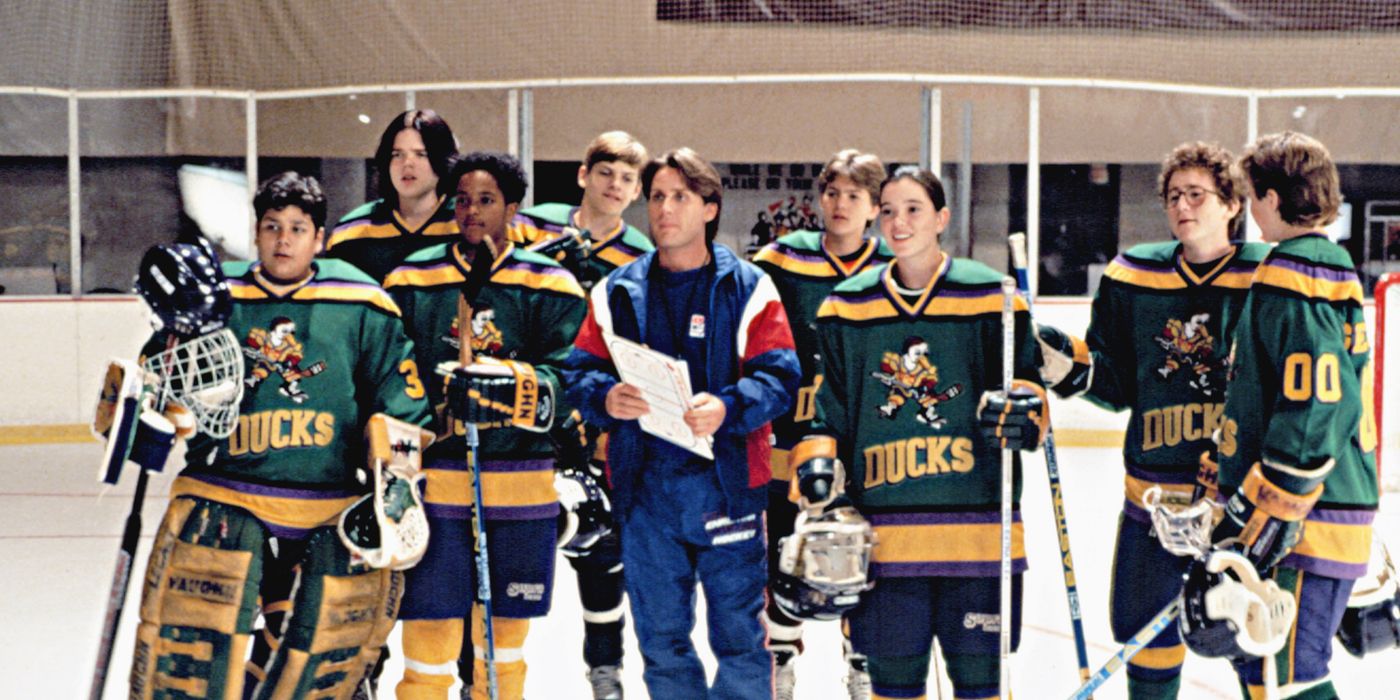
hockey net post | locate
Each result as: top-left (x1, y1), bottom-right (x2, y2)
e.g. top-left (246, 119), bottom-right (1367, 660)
top-left (1377, 272), bottom-right (1400, 494)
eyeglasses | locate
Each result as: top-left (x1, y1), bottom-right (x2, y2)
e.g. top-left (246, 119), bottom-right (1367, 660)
top-left (1165, 187), bottom-right (1222, 208)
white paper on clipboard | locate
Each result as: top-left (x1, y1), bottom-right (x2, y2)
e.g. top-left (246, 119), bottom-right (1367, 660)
top-left (604, 333), bottom-right (715, 460)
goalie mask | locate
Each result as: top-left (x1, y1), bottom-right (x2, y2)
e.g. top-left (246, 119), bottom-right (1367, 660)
top-left (142, 329), bottom-right (245, 439)
top-left (1180, 549), bottom-right (1297, 660)
top-left (772, 507), bottom-right (875, 621)
top-left (135, 238), bottom-right (233, 338)
top-left (554, 466), bottom-right (613, 557)
top-left (1337, 538), bottom-right (1400, 658)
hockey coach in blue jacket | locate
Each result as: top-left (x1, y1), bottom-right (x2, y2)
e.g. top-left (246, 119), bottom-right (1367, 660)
top-left (565, 147), bottom-right (800, 700)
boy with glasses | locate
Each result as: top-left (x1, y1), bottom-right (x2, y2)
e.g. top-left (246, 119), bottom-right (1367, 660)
top-left (1036, 142), bottom-right (1268, 699)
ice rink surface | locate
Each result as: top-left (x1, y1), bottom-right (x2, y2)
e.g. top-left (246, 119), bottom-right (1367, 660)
top-left (5, 441), bottom-right (1398, 699)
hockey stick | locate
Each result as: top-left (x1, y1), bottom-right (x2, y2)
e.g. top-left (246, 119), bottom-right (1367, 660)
top-left (458, 239), bottom-right (500, 700)
top-left (1065, 599), bottom-right (1181, 700)
top-left (89, 336), bottom-right (176, 700)
top-left (1007, 232), bottom-right (1094, 689)
top-left (998, 276), bottom-right (1016, 700)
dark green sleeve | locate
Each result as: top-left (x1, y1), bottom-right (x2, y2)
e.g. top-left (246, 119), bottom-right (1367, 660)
top-left (812, 319), bottom-right (853, 466)
top-left (529, 291), bottom-right (589, 415)
top-left (357, 309), bottom-right (432, 428)
top-left (1255, 290), bottom-right (1362, 474)
top-left (1083, 278), bottom-right (1132, 411)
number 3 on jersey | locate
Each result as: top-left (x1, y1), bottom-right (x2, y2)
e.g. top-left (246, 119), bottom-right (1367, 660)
top-left (400, 359), bottom-right (426, 399)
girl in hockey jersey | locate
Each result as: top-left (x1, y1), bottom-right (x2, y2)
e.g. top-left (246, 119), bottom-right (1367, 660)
top-left (325, 109), bottom-right (460, 283)
top-left (128, 172), bottom-right (432, 700)
top-left (1034, 141), bottom-right (1269, 700)
top-left (805, 167), bottom-right (1046, 700)
top-left (1180, 132), bottom-right (1377, 699)
top-left (752, 148), bottom-right (893, 698)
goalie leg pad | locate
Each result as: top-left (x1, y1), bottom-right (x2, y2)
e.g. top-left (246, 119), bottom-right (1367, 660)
top-left (338, 413), bottom-right (434, 570)
top-left (252, 528), bottom-right (403, 700)
top-left (131, 497), bottom-right (265, 700)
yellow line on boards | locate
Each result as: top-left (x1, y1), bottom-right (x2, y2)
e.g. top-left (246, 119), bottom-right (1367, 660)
top-left (0, 424), bottom-right (95, 445)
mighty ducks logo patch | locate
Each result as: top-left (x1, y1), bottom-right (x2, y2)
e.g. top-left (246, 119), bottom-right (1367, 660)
top-left (1153, 313), bottom-right (1223, 397)
top-left (872, 337), bottom-right (963, 427)
top-left (243, 317), bottom-right (326, 404)
top-left (444, 303), bottom-right (505, 356)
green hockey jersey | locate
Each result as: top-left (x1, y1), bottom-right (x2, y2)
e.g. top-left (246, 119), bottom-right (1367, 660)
top-left (385, 241), bottom-right (587, 522)
top-left (814, 256), bottom-right (1040, 578)
top-left (1084, 241), bottom-right (1269, 512)
top-left (325, 196), bottom-right (458, 283)
top-left (509, 202), bottom-right (653, 287)
top-left (752, 230), bottom-right (892, 480)
top-left (168, 259), bottom-right (430, 538)
top-left (1218, 233), bottom-right (1377, 578)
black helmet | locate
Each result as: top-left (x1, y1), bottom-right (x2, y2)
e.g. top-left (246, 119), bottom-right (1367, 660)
top-left (134, 238), bottom-right (232, 337)
top-left (554, 467), bottom-right (614, 557)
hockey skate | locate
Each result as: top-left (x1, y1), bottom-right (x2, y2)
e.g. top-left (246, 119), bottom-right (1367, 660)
top-left (844, 657), bottom-right (872, 700)
top-left (774, 653), bottom-right (796, 700)
top-left (587, 664), bottom-right (623, 700)
top-left (877, 402), bottom-right (897, 419)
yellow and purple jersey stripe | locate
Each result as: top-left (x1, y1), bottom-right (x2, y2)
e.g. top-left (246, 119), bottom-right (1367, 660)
top-left (169, 474), bottom-right (360, 539)
top-left (867, 510), bottom-right (1027, 578)
top-left (421, 457), bottom-right (558, 523)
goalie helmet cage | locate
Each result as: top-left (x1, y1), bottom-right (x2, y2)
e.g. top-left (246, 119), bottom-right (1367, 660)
top-left (1378, 272), bottom-right (1400, 493)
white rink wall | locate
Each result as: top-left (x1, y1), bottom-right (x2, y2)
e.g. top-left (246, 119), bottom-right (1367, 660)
top-left (0, 296), bottom-right (1379, 451)
top-left (0, 296), bottom-right (150, 426)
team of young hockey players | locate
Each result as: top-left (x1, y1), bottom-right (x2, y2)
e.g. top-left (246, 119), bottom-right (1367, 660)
top-left (99, 112), bottom-right (1389, 700)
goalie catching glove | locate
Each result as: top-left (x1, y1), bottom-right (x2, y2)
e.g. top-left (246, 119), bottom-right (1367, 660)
top-left (440, 356), bottom-right (555, 433)
top-left (1034, 323), bottom-right (1092, 398)
top-left (772, 506), bottom-right (875, 621)
top-left (1212, 458), bottom-right (1329, 572)
top-left (1180, 548), bottom-right (1297, 660)
top-left (977, 379), bottom-right (1048, 452)
top-left (338, 414), bottom-right (435, 570)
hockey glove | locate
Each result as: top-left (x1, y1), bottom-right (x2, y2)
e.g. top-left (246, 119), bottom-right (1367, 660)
top-left (550, 409), bottom-right (595, 472)
top-left (530, 227), bottom-right (595, 286)
top-left (1180, 548), bottom-right (1297, 660)
top-left (977, 379), bottom-right (1048, 452)
top-left (1211, 459), bottom-right (1330, 572)
top-left (1034, 323), bottom-right (1092, 398)
top-left (441, 357), bottom-right (556, 433)
top-left (787, 435), bottom-right (846, 512)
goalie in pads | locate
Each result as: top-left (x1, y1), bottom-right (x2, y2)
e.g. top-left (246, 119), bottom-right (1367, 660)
top-left (127, 172), bottom-right (432, 700)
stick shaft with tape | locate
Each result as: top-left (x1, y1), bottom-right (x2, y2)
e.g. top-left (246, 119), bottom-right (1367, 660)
top-left (1009, 232), bottom-right (1094, 689)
